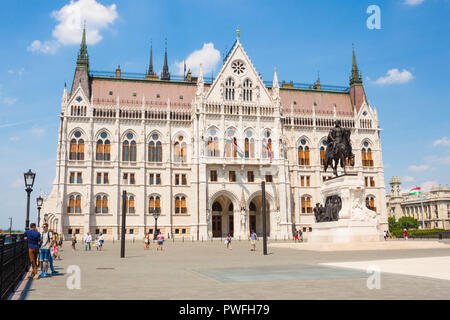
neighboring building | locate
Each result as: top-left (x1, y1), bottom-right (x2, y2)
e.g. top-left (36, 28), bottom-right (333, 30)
top-left (41, 28), bottom-right (387, 240)
top-left (386, 176), bottom-right (450, 230)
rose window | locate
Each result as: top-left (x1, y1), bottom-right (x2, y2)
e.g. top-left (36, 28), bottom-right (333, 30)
top-left (232, 60), bottom-right (245, 75)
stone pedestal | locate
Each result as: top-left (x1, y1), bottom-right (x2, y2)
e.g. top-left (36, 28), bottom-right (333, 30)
top-left (308, 174), bottom-right (382, 243)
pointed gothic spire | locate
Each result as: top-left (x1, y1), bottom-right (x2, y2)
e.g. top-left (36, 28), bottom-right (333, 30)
top-left (147, 41), bottom-right (156, 77)
top-left (62, 82), bottom-right (68, 103)
top-left (350, 45), bottom-right (362, 86)
top-left (77, 23), bottom-right (89, 68)
top-left (272, 68), bottom-right (280, 100)
top-left (236, 25), bottom-right (240, 41)
top-left (196, 64), bottom-right (204, 97)
top-left (161, 39), bottom-right (170, 80)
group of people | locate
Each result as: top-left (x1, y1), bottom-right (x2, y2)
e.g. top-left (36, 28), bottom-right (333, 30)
top-left (143, 231), bottom-right (165, 251)
top-left (70, 232), bottom-right (105, 251)
top-left (293, 229), bottom-right (303, 242)
top-left (23, 223), bottom-right (62, 280)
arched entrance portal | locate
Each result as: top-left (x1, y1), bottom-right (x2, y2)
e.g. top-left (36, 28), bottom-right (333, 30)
top-left (248, 196), bottom-right (270, 237)
top-left (211, 195), bottom-right (235, 237)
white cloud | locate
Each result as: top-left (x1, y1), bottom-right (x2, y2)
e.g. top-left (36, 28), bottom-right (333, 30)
top-left (31, 127), bottom-right (46, 137)
top-left (27, 40), bottom-right (60, 54)
top-left (421, 180), bottom-right (438, 192)
top-left (28, 0), bottom-right (118, 54)
top-left (3, 97), bottom-right (17, 105)
top-left (404, 0), bottom-right (425, 6)
top-left (8, 136), bottom-right (20, 141)
top-left (7, 67), bottom-right (25, 76)
top-left (403, 175), bottom-right (415, 183)
top-left (174, 43), bottom-right (221, 76)
top-left (408, 164), bottom-right (430, 172)
top-left (432, 137), bottom-right (450, 147)
top-left (425, 155), bottom-right (450, 165)
top-left (373, 69), bottom-right (414, 85)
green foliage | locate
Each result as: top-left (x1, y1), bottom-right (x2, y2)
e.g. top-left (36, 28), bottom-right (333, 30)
top-left (388, 216), bottom-right (398, 230)
top-left (390, 228), bottom-right (446, 237)
top-left (397, 216), bottom-right (419, 229)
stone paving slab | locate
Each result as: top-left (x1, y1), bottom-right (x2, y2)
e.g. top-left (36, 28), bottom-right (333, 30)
top-left (322, 256), bottom-right (450, 281)
top-left (269, 240), bottom-right (450, 251)
top-left (21, 240), bottom-right (450, 300)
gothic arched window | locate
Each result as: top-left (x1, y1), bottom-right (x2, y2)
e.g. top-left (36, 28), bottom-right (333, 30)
top-left (298, 139), bottom-right (310, 166)
top-left (149, 195), bottom-right (161, 214)
top-left (70, 131), bottom-right (84, 160)
top-left (262, 130), bottom-right (273, 159)
top-left (301, 195), bottom-right (312, 214)
top-left (95, 194), bottom-right (108, 214)
top-left (122, 133), bottom-right (136, 162)
top-left (96, 132), bottom-right (110, 161)
top-left (243, 78), bottom-right (252, 101)
top-left (148, 133), bottom-right (163, 162)
top-left (366, 196), bottom-right (376, 212)
top-left (225, 77), bottom-right (235, 100)
top-left (174, 136), bottom-right (187, 163)
top-left (207, 128), bottom-right (219, 157)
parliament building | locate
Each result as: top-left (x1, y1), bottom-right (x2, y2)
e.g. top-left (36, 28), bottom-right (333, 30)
top-left (41, 28), bottom-right (388, 240)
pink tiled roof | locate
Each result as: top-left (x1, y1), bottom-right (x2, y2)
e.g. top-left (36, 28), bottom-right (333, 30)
top-left (91, 78), bottom-right (198, 109)
top-left (91, 77), bottom-right (353, 117)
top-left (278, 89), bottom-right (353, 117)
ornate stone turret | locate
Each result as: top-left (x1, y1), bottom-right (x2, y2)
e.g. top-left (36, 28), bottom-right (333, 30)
top-left (160, 39), bottom-right (170, 80)
top-left (71, 25), bottom-right (90, 98)
top-left (389, 176), bottom-right (402, 198)
top-left (313, 72), bottom-right (321, 90)
top-left (272, 68), bottom-right (280, 101)
top-left (196, 64), bottom-right (204, 98)
top-left (350, 46), bottom-right (362, 86)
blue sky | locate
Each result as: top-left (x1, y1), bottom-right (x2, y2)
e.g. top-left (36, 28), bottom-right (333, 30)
top-left (1, 0), bottom-right (449, 230)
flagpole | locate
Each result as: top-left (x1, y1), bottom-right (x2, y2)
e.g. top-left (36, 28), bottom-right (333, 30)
top-left (419, 189), bottom-right (425, 229)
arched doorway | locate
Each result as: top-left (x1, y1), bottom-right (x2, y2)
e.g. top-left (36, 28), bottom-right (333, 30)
top-left (248, 196), bottom-right (270, 237)
top-left (211, 195), bottom-right (235, 237)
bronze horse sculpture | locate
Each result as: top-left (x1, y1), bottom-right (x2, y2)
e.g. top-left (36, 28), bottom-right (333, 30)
top-left (324, 120), bottom-right (355, 177)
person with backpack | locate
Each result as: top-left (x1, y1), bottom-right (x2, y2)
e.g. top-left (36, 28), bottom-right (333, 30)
top-left (39, 223), bottom-right (53, 277)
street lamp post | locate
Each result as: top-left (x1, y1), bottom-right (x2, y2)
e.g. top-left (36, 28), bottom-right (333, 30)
top-left (8, 217), bottom-right (12, 236)
top-left (36, 195), bottom-right (43, 228)
top-left (24, 169), bottom-right (36, 230)
top-left (153, 210), bottom-right (160, 240)
top-left (261, 181), bottom-right (268, 255)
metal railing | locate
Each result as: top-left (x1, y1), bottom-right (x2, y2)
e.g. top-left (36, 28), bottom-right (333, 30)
top-left (0, 234), bottom-right (30, 300)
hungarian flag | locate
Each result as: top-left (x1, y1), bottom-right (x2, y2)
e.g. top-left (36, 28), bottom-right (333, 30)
top-left (226, 134), bottom-right (244, 158)
top-left (263, 138), bottom-right (272, 162)
top-left (409, 187), bottom-right (421, 195)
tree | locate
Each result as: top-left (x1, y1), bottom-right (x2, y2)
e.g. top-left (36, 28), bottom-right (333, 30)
top-left (388, 216), bottom-right (399, 230)
top-left (397, 216), bottom-right (419, 229)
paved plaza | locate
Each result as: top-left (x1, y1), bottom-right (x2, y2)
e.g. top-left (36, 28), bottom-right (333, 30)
top-left (19, 239), bottom-right (450, 300)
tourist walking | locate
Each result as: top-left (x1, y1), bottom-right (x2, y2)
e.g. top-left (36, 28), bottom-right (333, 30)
top-left (39, 223), bottom-right (52, 277)
top-left (156, 232), bottom-right (164, 251)
top-left (23, 223), bottom-right (41, 280)
top-left (403, 228), bottom-right (408, 240)
top-left (383, 230), bottom-right (387, 240)
top-left (98, 232), bottom-right (104, 251)
top-left (294, 230), bottom-right (299, 242)
top-left (84, 232), bottom-right (92, 250)
top-left (71, 234), bottom-right (77, 251)
top-left (144, 232), bottom-right (150, 250)
top-left (249, 230), bottom-right (258, 251)
top-left (225, 233), bottom-right (232, 250)
top-left (52, 239), bottom-right (61, 260)
top-left (299, 230), bottom-right (303, 242)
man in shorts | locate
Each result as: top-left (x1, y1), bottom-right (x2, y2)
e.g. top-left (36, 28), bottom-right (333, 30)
top-left (249, 230), bottom-right (258, 251)
top-left (39, 223), bottom-right (52, 277)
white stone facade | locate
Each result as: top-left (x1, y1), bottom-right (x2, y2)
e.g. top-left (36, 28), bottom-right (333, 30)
top-left (41, 38), bottom-right (388, 240)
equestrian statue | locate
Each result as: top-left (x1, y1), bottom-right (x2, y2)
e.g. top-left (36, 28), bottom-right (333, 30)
top-left (324, 120), bottom-right (355, 177)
